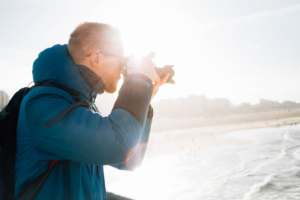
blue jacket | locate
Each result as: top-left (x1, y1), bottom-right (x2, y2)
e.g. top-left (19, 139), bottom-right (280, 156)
top-left (14, 44), bottom-right (153, 200)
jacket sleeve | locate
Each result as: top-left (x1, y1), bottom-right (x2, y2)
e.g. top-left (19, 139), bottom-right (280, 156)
top-left (24, 75), bottom-right (153, 166)
top-left (110, 111), bottom-right (153, 171)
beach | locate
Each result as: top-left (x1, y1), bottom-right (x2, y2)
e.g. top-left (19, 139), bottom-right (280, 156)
top-left (105, 110), bottom-right (300, 200)
top-left (147, 109), bottom-right (300, 158)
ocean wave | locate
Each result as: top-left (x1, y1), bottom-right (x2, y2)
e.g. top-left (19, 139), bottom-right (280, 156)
top-left (243, 174), bottom-right (277, 200)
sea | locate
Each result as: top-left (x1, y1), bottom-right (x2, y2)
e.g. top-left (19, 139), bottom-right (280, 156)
top-left (104, 125), bottom-right (300, 200)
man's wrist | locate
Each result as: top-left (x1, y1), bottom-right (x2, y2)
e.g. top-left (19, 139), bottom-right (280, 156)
top-left (123, 73), bottom-right (153, 86)
top-left (113, 74), bottom-right (153, 125)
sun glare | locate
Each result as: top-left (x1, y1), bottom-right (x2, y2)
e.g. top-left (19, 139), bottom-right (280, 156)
top-left (102, 3), bottom-right (192, 100)
top-left (97, 1), bottom-right (277, 104)
top-left (104, 3), bottom-right (185, 61)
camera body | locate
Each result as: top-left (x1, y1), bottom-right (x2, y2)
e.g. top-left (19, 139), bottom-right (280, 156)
top-left (121, 57), bottom-right (175, 84)
top-left (154, 65), bottom-right (175, 84)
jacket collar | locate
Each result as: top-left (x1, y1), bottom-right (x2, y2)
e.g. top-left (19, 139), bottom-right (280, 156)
top-left (77, 65), bottom-right (106, 95)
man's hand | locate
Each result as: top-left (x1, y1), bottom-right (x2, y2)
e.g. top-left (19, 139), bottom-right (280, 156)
top-left (126, 52), bottom-right (156, 82)
top-left (152, 72), bottom-right (170, 100)
top-left (126, 52), bottom-right (170, 100)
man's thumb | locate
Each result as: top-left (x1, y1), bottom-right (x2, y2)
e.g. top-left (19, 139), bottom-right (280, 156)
top-left (145, 52), bottom-right (155, 60)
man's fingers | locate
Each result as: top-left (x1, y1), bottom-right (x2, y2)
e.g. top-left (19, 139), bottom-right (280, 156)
top-left (154, 73), bottom-right (160, 86)
top-left (160, 73), bottom-right (170, 86)
top-left (145, 52), bottom-right (155, 60)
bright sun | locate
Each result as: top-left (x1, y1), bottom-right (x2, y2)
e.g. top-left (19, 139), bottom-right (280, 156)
top-left (104, 4), bottom-right (182, 60)
top-left (101, 3), bottom-right (190, 100)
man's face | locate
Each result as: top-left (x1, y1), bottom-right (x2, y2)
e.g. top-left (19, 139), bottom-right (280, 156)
top-left (100, 41), bottom-right (124, 94)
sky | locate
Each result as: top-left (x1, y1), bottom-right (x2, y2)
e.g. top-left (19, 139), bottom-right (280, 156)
top-left (0, 0), bottom-right (300, 105)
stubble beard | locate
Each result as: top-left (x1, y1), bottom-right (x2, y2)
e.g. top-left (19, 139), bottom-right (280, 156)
top-left (101, 63), bottom-right (121, 94)
top-left (104, 77), bottom-right (119, 94)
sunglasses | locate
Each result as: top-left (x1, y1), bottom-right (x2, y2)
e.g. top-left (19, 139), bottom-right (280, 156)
top-left (86, 51), bottom-right (124, 59)
top-left (86, 51), bottom-right (127, 71)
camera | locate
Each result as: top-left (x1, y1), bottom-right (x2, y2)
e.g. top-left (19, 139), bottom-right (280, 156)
top-left (121, 57), bottom-right (175, 84)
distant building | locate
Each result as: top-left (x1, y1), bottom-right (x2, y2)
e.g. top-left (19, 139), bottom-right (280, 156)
top-left (236, 102), bottom-right (253, 112)
top-left (259, 99), bottom-right (281, 109)
top-left (0, 90), bottom-right (9, 110)
top-left (211, 98), bottom-right (231, 110)
top-left (186, 94), bottom-right (206, 110)
top-left (282, 101), bottom-right (297, 109)
top-left (259, 99), bottom-right (297, 110)
top-left (152, 94), bottom-right (232, 118)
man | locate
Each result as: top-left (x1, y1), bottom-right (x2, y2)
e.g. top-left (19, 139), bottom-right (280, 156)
top-left (14, 22), bottom-right (169, 200)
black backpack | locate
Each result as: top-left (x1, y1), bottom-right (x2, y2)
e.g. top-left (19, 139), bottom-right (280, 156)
top-left (0, 83), bottom-right (91, 200)
top-left (0, 87), bottom-right (28, 200)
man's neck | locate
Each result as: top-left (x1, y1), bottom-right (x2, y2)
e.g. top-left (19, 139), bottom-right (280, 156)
top-left (77, 65), bottom-right (106, 94)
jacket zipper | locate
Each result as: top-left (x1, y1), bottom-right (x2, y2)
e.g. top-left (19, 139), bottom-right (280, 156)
top-left (91, 94), bottom-right (97, 199)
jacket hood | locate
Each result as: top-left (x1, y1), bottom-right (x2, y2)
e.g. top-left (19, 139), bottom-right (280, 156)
top-left (33, 44), bottom-right (95, 100)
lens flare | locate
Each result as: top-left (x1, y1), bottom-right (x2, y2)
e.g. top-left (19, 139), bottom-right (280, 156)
top-left (125, 142), bottom-right (148, 170)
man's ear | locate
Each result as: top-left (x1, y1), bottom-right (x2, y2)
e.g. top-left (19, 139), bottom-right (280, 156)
top-left (90, 52), bottom-right (105, 68)
top-left (90, 52), bottom-right (99, 67)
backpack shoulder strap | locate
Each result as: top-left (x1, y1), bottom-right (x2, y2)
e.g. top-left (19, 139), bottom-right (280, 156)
top-left (18, 161), bottom-right (58, 200)
top-left (33, 83), bottom-right (91, 128)
top-left (42, 99), bottom-right (90, 128)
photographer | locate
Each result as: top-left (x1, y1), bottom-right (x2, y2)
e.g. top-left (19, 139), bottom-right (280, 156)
top-left (14, 22), bottom-right (169, 200)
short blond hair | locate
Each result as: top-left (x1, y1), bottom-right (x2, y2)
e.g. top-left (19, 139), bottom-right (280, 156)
top-left (68, 22), bottom-right (121, 64)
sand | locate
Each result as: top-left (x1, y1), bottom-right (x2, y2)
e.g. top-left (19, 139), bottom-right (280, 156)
top-left (146, 110), bottom-right (300, 158)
